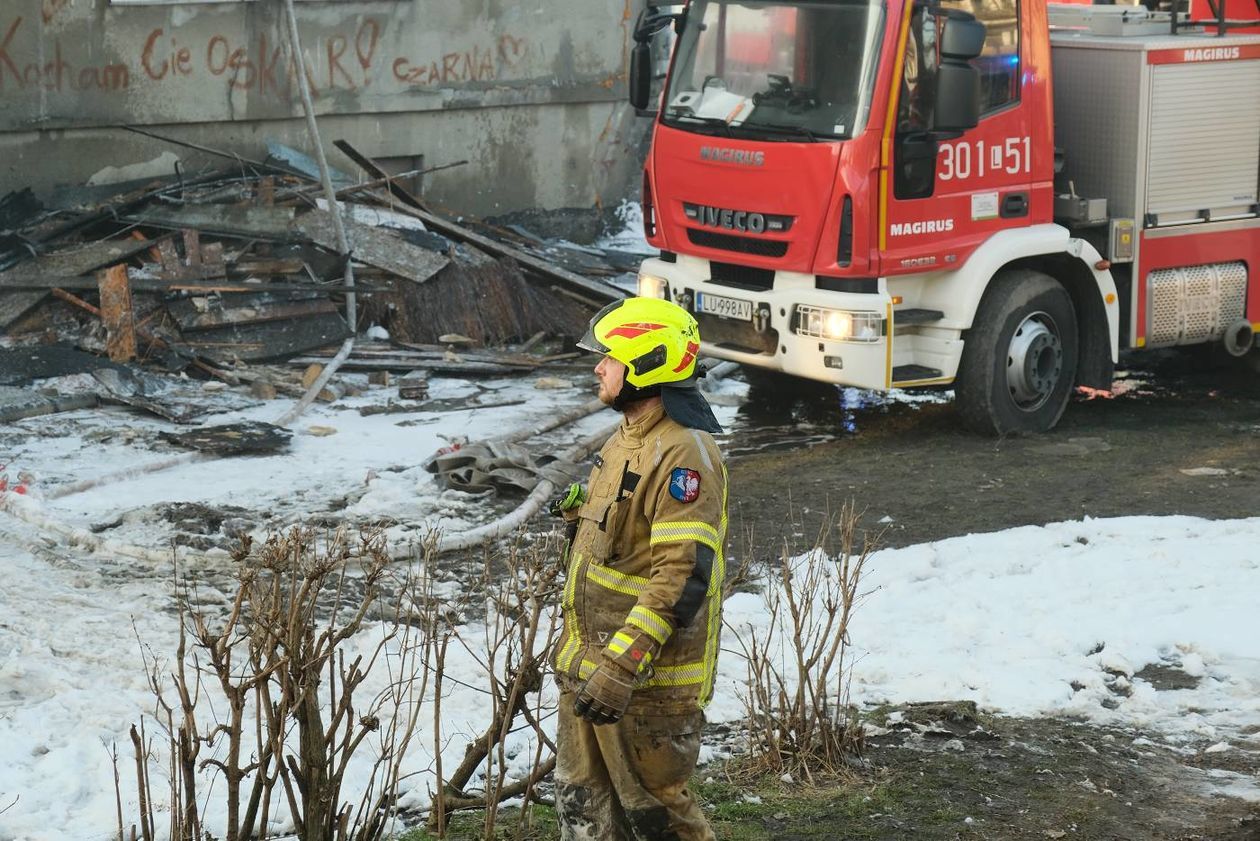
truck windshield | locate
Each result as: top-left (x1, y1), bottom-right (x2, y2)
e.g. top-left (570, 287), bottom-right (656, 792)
top-left (662, 0), bottom-right (886, 141)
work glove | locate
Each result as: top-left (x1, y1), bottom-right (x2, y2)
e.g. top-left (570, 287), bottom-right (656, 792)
top-left (573, 628), bottom-right (662, 725)
top-left (548, 482), bottom-right (587, 517)
top-left (573, 660), bottom-right (636, 725)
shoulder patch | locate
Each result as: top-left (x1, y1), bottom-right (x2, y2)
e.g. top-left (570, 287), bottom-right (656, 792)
top-left (669, 467), bottom-right (701, 503)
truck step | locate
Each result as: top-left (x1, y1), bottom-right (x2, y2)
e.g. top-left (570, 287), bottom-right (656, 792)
top-left (891, 364), bottom-right (944, 384)
top-left (894, 308), bottom-right (945, 325)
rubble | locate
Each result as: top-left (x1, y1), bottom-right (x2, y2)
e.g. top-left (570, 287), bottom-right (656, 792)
top-left (1, 139), bottom-right (637, 437)
top-left (159, 421), bottom-right (293, 456)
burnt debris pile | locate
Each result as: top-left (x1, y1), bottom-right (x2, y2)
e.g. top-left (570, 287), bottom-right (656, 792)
top-left (0, 141), bottom-right (630, 425)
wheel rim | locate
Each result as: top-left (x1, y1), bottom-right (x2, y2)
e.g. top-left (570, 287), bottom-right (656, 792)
top-left (1006, 311), bottom-right (1063, 411)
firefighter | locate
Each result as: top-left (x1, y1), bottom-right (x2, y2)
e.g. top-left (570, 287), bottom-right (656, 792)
top-left (550, 296), bottom-right (727, 841)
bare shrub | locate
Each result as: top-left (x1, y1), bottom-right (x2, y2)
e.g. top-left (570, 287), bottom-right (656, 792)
top-left (122, 527), bottom-right (426, 841)
top-left (118, 527), bottom-right (563, 841)
top-left (426, 535), bottom-right (562, 839)
top-left (726, 501), bottom-right (877, 782)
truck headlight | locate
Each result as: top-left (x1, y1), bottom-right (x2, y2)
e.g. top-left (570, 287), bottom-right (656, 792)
top-left (794, 305), bottom-right (882, 343)
top-left (637, 274), bottom-right (670, 300)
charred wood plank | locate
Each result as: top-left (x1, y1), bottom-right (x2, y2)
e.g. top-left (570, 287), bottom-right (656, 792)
top-left (0, 292), bottom-right (47, 332)
top-left (333, 140), bottom-right (432, 212)
top-left (124, 206), bottom-right (298, 241)
top-left (0, 237), bottom-right (164, 330)
top-left (0, 237), bottom-right (162, 286)
top-left (228, 257), bottom-right (307, 275)
top-left (354, 200), bottom-right (619, 303)
top-left (333, 139), bottom-right (616, 303)
top-left (49, 287), bottom-right (237, 383)
top-left (97, 264), bottom-right (137, 362)
top-left (287, 355), bottom-right (521, 377)
top-left (1, 275), bottom-right (373, 295)
top-left (182, 312), bottom-right (352, 364)
top-left (167, 292), bottom-right (339, 332)
top-left (296, 210), bottom-right (448, 285)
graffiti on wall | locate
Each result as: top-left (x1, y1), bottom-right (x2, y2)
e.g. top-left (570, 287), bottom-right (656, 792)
top-left (0, 14), bottom-right (532, 103)
top-left (391, 34), bottom-right (528, 86)
top-left (139, 19), bottom-right (382, 94)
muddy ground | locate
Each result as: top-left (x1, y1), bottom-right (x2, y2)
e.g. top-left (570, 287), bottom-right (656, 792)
top-left (712, 348), bottom-right (1260, 840)
top-left (726, 349), bottom-right (1260, 556)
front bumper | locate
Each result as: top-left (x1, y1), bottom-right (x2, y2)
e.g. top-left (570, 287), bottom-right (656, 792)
top-left (639, 255), bottom-right (894, 390)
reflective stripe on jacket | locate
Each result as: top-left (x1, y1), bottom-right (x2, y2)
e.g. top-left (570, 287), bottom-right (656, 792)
top-left (552, 402), bottom-right (728, 712)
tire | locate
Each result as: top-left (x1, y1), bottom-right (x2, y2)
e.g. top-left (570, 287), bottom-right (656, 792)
top-left (955, 269), bottom-right (1079, 436)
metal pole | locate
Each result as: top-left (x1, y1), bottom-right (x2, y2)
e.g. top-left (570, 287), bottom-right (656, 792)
top-left (281, 0), bottom-right (357, 330)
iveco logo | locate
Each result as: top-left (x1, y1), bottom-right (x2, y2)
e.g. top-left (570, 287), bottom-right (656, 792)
top-left (683, 203), bottom-right (793, 234)
top-left (699, 146), bottom-right (766, 166)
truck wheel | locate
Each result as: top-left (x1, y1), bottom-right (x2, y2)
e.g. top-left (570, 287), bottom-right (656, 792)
top-left (956, 270), bottom-right (1079, 435)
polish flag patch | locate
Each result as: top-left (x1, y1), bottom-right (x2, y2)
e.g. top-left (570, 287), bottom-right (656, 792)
top-left (669, 467), bottom-right (701, 503)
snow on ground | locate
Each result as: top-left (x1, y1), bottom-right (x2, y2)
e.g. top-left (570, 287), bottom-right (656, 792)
top-left (3, 365), bottom-right (1259, 837)
top-left (719, 515), bottom-right (1260, 748)
top-left (4, 504), bottom-right (1258, 838)
top-left (2, 372), bottom-right (624, 552)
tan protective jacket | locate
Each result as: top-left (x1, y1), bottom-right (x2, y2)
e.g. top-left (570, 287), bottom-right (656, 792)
top-left (553, 402), bottom-right (728, 713)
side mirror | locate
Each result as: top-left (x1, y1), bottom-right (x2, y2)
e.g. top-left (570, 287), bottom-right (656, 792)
top-left (939, 16), bottom-right (986, 60)
top-left (933, 16), bottom-right (984, 131)
top-left (629, 9), bottom-right (684, 113)
top-left (630, 42), bottom-right (652, 110)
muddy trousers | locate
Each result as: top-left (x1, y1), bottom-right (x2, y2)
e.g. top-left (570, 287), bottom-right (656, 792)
top-left (554, 692), bottom-right (715, 841)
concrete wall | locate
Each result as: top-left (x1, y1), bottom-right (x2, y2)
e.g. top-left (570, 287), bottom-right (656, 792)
top-left (0, 0), bottom-right (649, 216)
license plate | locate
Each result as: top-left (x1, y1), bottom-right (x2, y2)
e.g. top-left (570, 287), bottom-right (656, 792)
top-left (696, 291), bottom-right (753, 321)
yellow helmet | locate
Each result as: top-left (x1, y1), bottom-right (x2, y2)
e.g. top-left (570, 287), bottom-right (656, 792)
top-left (578, 297), bottom-right (702, 388)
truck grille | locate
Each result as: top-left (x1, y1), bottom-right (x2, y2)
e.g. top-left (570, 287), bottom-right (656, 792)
top-left (709, 262), bottom-right (774, 291)
top-left (687, 229), bottom-right (788, 258)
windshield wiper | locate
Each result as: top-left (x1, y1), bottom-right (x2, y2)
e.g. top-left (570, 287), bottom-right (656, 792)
top-left (664, 113), bottom-right (734, 136)
top-left (750, 123), bottom-right (824, 142)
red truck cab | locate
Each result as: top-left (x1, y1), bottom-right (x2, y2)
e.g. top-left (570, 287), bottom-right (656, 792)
top-left (628, 0), bottom-right (1260, 434)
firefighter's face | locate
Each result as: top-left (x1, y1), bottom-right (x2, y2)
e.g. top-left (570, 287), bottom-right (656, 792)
top-left (595, 355), bottom-right (626, 405)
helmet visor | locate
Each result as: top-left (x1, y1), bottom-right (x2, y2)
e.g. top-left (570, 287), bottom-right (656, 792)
top-left (576, 300), bottom-right (624, 354)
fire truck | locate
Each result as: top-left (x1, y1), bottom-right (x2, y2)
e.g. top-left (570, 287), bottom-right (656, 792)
top-left (627, 0), bottom-right (1260, 433)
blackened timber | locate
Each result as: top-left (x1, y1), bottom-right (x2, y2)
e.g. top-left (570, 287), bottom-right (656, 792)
top-left (358, 256), bottom-right (594, 346)
top-left (123, 206), bottom-right (298, 241)
top-left (333, 140), bottom-right (432, 212)
top-left (287, 355), bottom-right (522, 377)
top-left (333, 139), bottom-right (619, 303)
top-left (182, 313), bottom-right (352, 363)
top-left (0, 238), bottom-right (162, 286)
top-left (361, 201), bottom-right (620, 304)
top-left (48, 287), bottom-right (238, 383)
top-left (167, 293), bottom-right (339, 332)
top-left (0, 237), bottom-right (164, 330)
top-left (0, 276), bottom-right (380, 295)
top-left (296, 210), bottom-right (449, 285)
